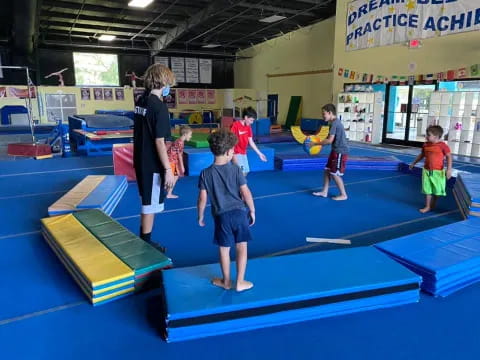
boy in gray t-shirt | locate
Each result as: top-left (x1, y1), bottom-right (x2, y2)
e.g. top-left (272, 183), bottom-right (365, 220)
top-left (198, 129), bottom-right (256, 292)
top-left (312, 103), bottom-right (349, 201)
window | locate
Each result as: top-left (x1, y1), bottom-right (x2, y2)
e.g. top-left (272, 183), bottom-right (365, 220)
top-left (73, 52), bottom-right (119, 86)
top-left (45, 94), bottom-right (77, 123)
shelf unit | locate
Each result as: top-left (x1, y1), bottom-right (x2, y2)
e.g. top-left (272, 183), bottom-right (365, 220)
top-left (337, 92), bottom-right (384, 144)
top-left (427, 91), bottom-right (479, 156)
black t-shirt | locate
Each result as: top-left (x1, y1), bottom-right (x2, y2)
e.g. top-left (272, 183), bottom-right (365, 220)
top-left (133, 92), bottom-right (171, 174)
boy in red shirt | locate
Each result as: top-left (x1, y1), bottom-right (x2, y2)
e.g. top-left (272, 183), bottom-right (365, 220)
top-left (230, 107), bottom-right (267, 176)
top-left (410, 125), bottom-right (452, 213)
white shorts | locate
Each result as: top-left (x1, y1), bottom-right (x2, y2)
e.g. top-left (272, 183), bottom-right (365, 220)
top-left (140, 173), bottom-right (165, 214)
top-left (235, 154), bottom-right (250, 174)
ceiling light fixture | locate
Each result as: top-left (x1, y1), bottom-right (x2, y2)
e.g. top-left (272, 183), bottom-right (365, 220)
top-left (128, 0), bottom-right (154, 8)
top-left (259, 15), bottom-right (286, 23)
top-left (202, 44), bottom-right (221, 48)
top-left (98, 34), bottom-right (116, 41)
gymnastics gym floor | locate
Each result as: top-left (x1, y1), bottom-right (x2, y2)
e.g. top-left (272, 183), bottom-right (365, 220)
top-left (1, 143), bottom-right (480, 359)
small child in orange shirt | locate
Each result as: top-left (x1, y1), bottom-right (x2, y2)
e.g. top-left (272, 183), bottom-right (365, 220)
top-left (167, 125), bottom-right (192, 198)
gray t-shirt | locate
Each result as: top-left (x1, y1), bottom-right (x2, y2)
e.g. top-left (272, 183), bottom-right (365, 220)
top-left (329, 119), bottom-right (349, 154)
top-left (198, 162), bottom-right (247, 216)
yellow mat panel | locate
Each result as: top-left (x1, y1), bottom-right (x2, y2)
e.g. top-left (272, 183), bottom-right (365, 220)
top-left (48, 175), bottom-right (105, 213)
top-left (41, 214), bottom-right (134, 287)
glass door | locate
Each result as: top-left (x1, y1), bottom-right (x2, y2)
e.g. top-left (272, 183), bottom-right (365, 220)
top-left (383, 83), bottom-right (436, 146)
top-left (409, 84), bottom-right (436, 142)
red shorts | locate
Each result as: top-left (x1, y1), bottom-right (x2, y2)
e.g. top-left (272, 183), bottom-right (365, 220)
top-left (326, 151), bottom-right (348, 176)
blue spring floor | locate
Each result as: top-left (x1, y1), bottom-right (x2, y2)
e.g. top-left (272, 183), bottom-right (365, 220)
top-left (1, 143), bottom-right (480, 359)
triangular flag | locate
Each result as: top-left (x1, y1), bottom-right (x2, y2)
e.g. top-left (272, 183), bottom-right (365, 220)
top-left (349, 71), bottom-right (356, 80)
top-left (457, 68), bottom-right (467, 78)
top-left (470, 64), bottom-right (479, 77)
top-left (447, 70), bottom-right (456, 80)
top-left (338, 68), bottom-right (344, 76)
top-left (408, 75), bottom-right (415, 85)
top-left (344, 69), bottom-right (350, 78)
top-left (436, 72), bottom-right (445, 81)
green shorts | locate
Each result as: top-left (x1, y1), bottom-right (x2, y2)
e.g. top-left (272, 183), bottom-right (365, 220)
top-left (422, 169), bottom-right (446, 196)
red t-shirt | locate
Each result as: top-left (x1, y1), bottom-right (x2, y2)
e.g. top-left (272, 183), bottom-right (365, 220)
top-left (422, 141), bottom-right (451, 170)
top-left (231, 120), bottom-right (252, 155)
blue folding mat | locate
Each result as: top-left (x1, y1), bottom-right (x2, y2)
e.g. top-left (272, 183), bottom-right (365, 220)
top-left (275, 155), bottom-right (401, 171)
top-left (452, 173), bottom-right (480, 218)
top-left (375, 218), bottom-right (480, 297)
top-left (48, 175), bottom-right (128, 216)
top-left (161, 246), bottom-right (421, 342)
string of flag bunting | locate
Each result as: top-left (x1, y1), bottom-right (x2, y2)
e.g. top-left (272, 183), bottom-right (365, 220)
top-left (337, 64), bottom-right (480, 84)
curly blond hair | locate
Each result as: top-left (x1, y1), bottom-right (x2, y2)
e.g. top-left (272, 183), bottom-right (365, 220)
top-left (143, 64), bottom-right (176, 90)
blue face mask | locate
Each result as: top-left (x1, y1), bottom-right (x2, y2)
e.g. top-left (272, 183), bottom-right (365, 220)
top-left (162, 85), bottom-right (170, 97)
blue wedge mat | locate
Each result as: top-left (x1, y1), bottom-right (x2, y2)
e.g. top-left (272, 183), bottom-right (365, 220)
top-left (163, 246), bottom-right (420, 342)
top-left (458, 173), bottom-right (480, 203)
top-left (77, 175), bottom-right (127, 210)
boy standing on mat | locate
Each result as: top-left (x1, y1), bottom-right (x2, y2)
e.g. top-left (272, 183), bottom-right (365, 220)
top-left (313, 103), bottom-right (349, 201)
top-left (166, 125), bottom-right (192, 199)
top-left (197, 129), bottom-right (256, 292)
top-left (231, 107), bottom-right (267, 176)
top-left (409, 125), bottom-right (452, 213)
top-left (133, 64), bottom-right (176, 252)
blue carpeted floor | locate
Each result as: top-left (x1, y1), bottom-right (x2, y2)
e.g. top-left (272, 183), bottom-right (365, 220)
top-left (0, 143), bottom-right (479, 360)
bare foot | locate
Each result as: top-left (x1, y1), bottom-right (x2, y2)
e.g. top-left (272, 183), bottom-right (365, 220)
top-left (236, 280), bottom-right (254, 292)
top-left (166, 194), bottom-right (179, 199)
top-left (419, 207), bottom-right (431, 213)
top-left (332, 195), bottom-right (348, 201)
top-left (313, 191), bottom-right (327, 197)
top-left (212, 278), bottom-right (231, 290)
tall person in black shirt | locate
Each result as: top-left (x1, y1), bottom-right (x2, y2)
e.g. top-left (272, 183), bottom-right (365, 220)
top-left (133, 64), bottom-right (176, 252)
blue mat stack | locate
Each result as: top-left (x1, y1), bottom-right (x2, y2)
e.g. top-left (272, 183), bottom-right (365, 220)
top-left (275, 155), bottom-right (401, 171)
top-left (376, 218), bottom-right (480, 297)
top-left (162, 247), bottom-right (420, 342)
top-left (453, 173), bottom-right (480, 218)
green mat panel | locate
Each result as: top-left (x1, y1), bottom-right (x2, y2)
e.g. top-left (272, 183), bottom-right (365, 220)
top-left (285, 96), bottom-right (303, 129)
top-left (173, 133), bottom-right (210, 148)
top-left (73, 209), bottom-right (172, 276)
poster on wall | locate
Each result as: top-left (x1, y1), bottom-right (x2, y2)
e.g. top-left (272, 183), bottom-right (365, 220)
top-left (133, 88), bottom-right (145, 104)
top-left (199, 59), bottom-right (212, 84)
top-left (185, 58), bottom-right (199, 83)
top-left (188, 89), bottom-right (197, 104)
top-left (8, 87), bottom-right (36, 98)
top-left (115, 88), bottom-right (125, 101)
top-left (154, 56), bottom-right (169, 67)
top-left (0, 87), bottom-right (7, 97)
top-left (171, 57), bottom-right (185, 83)
top-left (196, 89), bottom-right (206, 104)
top-left (346, 0), bottom-right (480, 51)
top-left (80, 88), bottom-right (91, 100)
top-left (103, 88), bottom-right (113, 101)
top-left (164, 89), bottom-right (176, 109)
top-left (93, 88), bottom-right (103, 100)
top-left (177, 89), bottom-right (188, 104)
top-left (207, 89), bottom-right (216, 104)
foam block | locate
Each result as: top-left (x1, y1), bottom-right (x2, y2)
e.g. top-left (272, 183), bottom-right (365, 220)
top-left (184, 146), bottom-right (275, 176)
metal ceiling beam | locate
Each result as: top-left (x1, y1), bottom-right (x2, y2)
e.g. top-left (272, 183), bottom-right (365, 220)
top-left (150, 0), bottom-right (240, 54)
top-left (236, 1), bottom-right (316, 17)
top-left (42, 1), bottom-right (183, 22)
top-left (40, 24), bottom-right (158, 39)
top-left (41, 11), bottom-right (175, 29)
top-left (40, 17), bottom-right (168, 34)
top-left (223, 1), bottom-right (331, 47)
